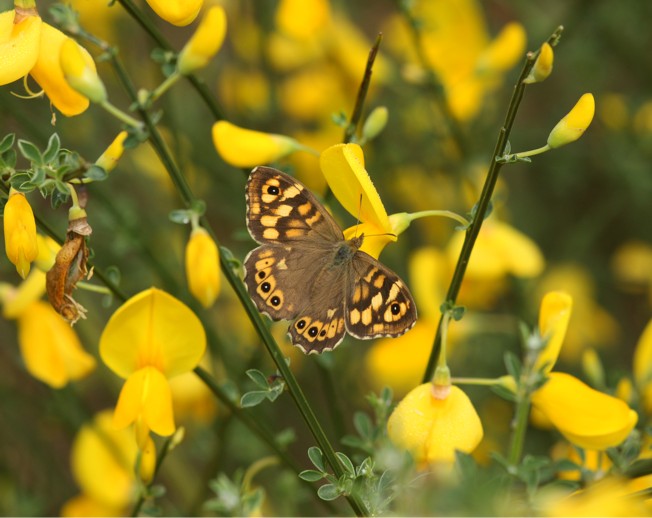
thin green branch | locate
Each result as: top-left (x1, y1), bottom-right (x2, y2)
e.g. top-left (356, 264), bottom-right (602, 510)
top-left (422, 27), bottom-right (564, 383)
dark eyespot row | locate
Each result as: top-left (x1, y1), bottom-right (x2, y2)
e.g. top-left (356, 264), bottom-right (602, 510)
top-left (270, 295), bottom-right (281, 306)
top-left (261, 282), bottom-right (271, 293)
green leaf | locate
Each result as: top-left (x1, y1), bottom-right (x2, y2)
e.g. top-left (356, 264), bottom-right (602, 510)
top-left (242, 487), bottom-right (265, 516)
top-left (317, 483), bottom-right (341, 501)
top-left (335, 452), bottom-right (355, 476)
top-left (8, 172), bottom-right (31, 190)
top-left (554, 459), bottom-right (580, 473)
top-left (353, 411), bottom-right (373, 439)
top-left (42, 133), bottom-right (61, 163)
top-left (246, 369), bottom-right (270, 390)
top-left (240, 391), bottom-right (269, 408)
top-left (299, 470), bottom-right (325, 482)
top-left (340, 435), bottom-right (367, 451)
top-left (85, 165), bottom-right (109, 181)
top-left (2, 148), bottom-right (17, 168)
top-left (308, 446), bottom-right (325, 472)
top-left (0, 133), bottom-right (15, 154)
top-left (504, 351), bottom-right (522, 380)
top-left (17, 139), bottom-right (43, 164)
top-left (491, 384), bottom-right (517, 403)
top-left (169, 209), bottom-right (193, 225)
top-left (30, 166), bottom-right (46, 185)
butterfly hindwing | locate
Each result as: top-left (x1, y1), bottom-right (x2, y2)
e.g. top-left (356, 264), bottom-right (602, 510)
top-left (246, 166), bottom-right (342, 245)
top-left (345, 251), bottom-right (417, 339)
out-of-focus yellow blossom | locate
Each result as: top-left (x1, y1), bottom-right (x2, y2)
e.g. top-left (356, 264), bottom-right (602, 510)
top-left (581, 347), bottom-right (606, 388)
top-left (384, 0), bottom-right (525, 121)
top-left (67, 0), bottom-right (124, 41)
top-left (30, 24), bottom-right (92, 116)
top-left (388, 383), bottom-right (483, 464)
top-left (551, 441), bottom-right (612, 481)
top-left (523, 42), bottom-right (554, 84)
top-left (212, 121), bottom-right (303, 168)
top-left (100, 288), bottom-right (206, 444)
top-left (169, 370), bottom-right (218, 423)
top-left (537, 264), bottom-right (618, 361)
top-left (633, 319), bottom-right (652, 413)
top-left (278, 65), bottom-right (347, 121)
top-left (598, 92), bottom-right (629, 131)
top-left (60, 37), bottom-right (106, 103)
top-left (534, 291), bottom-right (572, 374)
top-left (177, 6), bottom-right (227, 75)
top-left (615, 376), bottom-right (634, 406)
top-left (633, 100), bottom-right (652, 134)
top-left (95, 131), bottom-right (128, 172)
top-left (446, 219), bottom-right (545, 285)
top-left (0, 9), bottom-right (42, 85)
top-left (1, 268), bottom-right (45, 319)
top-left (34, 233), bottom-right (60, 272)
top-left (531, 372), bottom-right (638, 451)
top-left (547, 93), bottom-right (595, 149)
top-left (144, 0), bottom-right (202, 26)
top-left (3, 190), bottom-right (38, 279)
top-left (612, 240), bottom-right (652, 305)
top-left (275, 0), bottom-right (330, 40)
top-left (539, 477), bottom-right (648, 517)
top-left (185, 226), bottom-right (220, 308)
top-left (18, 300), bottom-right (96, 387)
top-left (63, 410), bottom-right (137, 515)
top-left (139, 435), bottom-right (157, 484)
top-left (217, 66), bottom-right (270, 115)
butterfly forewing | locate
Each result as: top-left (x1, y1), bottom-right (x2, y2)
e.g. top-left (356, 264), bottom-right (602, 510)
top-left (246, 166), bottom-right (342, 245)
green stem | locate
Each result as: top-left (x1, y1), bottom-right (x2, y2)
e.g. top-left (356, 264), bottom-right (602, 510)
top-left (513, 144), bottom-right (551, 159)
top-left (76, 281), bottom-right (111, 295)
top-left (452, 377), bottom-right (502, 386)
top-left (507, 387), bottom-right (531, 467)
top-left (99, 99), bottom-right (144, 129)
top-left (148, 72), bottom-right (182, 105)
top-left (421, 33), bottom-right (552, 384)
top-left (405, 209), bottom-right (470, 228)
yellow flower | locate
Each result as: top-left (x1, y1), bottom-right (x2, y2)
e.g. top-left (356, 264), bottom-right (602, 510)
top-left (547, 93), bottom-right (595, 149)
top-left (0, 9), bottom-right (42, 86)
top-left (524, 42), bottom-right (554, 84)
top-left (534, 291), bottom-right (573, 374)
top-left (388, 383), bottom-right (483, 464)
top-left (60, 37), bottom-right (106, 103)
top-left (144, 0), bottom-right (202, 26)
top-left (185, 226), bottom-right (220, 308)
top-left (1, 268), bottom-right (46, 319)
top-left (476, 22), bottom-right (527, 74)
top-left (275, 0), bottom-right (330, 40)
top-left (34, 233), bottom-right (60, 272)
top-left (612, 240), bottom-right (652, 306)
top-left (633, 319), bottom-right (652, 412)
top-left (17, 300), bottom-right (96, 388)
top-left (177, 6), bottom-right (227, 75)
top-left (95, 131), bottom-right (128, 172)
top-left (66, 410), bottom-right (137, 514)
top-left (531, 372), bottom-right (638, 450)
top-left (212, 121), bottom-right (302, 168)
top-left (550, 441), bottom-right (612, 481)
top-left (99, 288), bottom-right (206, 441)
top-left (4, 190), bottom-right (38, 279)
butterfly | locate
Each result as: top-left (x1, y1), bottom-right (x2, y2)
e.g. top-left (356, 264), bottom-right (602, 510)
top-left (243, 166), bottom-right (417, 354)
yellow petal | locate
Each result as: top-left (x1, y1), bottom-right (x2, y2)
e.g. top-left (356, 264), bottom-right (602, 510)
top-left (70, 410), bottom-right (136, 510)
top-left (17, 300), bottom-right (96, 388)
top-left (34, 233), bottom-right (60, 272)
top-left (139, 435), bottom-right (157, 483)
top-left (320, 143), bottom-right (390, 231)
top-left (114, 366), bottom-right (176, 437)
top-left (1, 269), bottom-right (46, 319)
top-left (275, 0), bottom-right (330, 40)
top-left (535, 291), bottom-right (573, 373)
top-left (59, 37), bottom-right (106, 103)
top-left (4, 191), bottom-right (38, 279)
top-left (29, 23), bottom-right (91, 116)
top-left (185, 227), bottom-right (220, 308)
top-left (523, 42), bottom-right (554, 84)
top-left (212, 120), bottom-right (300, 168)
top-left (342, 221), bottom-right (395, 259)
top-left (633, 319), bottom-right (652, 390)
top-left (95, 131), bottom-right (128, 172)
top-left (100, 287), bottom-right (206, 378)
top-left (531, 372), bottom-right (638, 450)
top-left (177, 6), bottom-right (227, 75)
top-left (476, 22), bottom-right (526, 73)
top-left (0, 11), bottom-right (41, 86)
top-left (60, 493), bottom-right (124, 517)
top-left (387, 383), bottom-right (483, 464)
top-left (144, 0), bottom-right (202, 26)
top-left (547, 93), bottom-right (595, 148)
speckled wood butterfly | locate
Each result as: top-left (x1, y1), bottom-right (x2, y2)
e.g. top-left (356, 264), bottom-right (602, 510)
top-left (243, 166), bottom-right (417, 354)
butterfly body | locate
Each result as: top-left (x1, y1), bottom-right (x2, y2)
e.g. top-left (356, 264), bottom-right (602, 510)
top-left (244, 166), bottom-right (417, 354)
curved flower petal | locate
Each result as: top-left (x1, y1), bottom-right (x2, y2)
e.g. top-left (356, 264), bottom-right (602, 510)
top-left (95, 131), bottom-right (128, 172)
top-left (476, 22), bottom-right (526, 73)
top-left (114, 366), bottom-right (175, 437)
top-left (29, 23), bottom-right (91, 116)
top-left (177, 6), bottom-right (227, 75)
top-left (4, 191), bottom-right (38, 279)
top-left (547, 93), bottom-right (595, 149)
top-left (59, 37), bottom-right (106, 103)
top-left (1, 269), bottom-right (46, 319)
top-left (531, 372), bottom-right (638, 450)
top-left (185, 227), bottom-right (220, 308)
top-left (320, 143), bottom-right (390, 231)
top-left (212, 121), bottom-right (300, 167)
top-left (144, 0), bottom-right (202, 26)
top-left (535, 291), bottom-right (573, 373)
top-left (0, 10), bottom-right (41, 85)
top-left (70, 410), bottom-right (136, 510)
top-left (100, 287), bottom-right (206, 379)
top-left (17, 300), bottom-right (96, 387)
top-left (388, 383), bottom-right (483, 464)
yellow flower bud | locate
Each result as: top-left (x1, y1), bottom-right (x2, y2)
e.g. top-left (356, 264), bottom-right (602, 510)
top-left (144, 0), bottom-right (202, 26)
top-left (547, 93), bottom-right (595, 148)
top-left (361, 106), bottom-right (388, 142)
top-left (177, 6), bottom-right (227, 75)
top-left (523, 42), bottom-right (554, 84)
top-left (581, 347), bottom-right (605, 388)
top-left (4, 190), bottom-right (38, 279)
top-left (212, 121), bottom-right (301, 168)
top-left (29, 23), bottom-right (93, 116)
top-left (95, 131), bottom-right (128, 172)
top-left (59, 37), bottom-right (107, 103)
top-left (0, 10), bottom-right (42, 86)
top-left (185, 227), bottom-right (220, 308)
top-left (387, 383), bottom-right (483, 464)
top-left (139, 436), bottom-right (157, 484)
